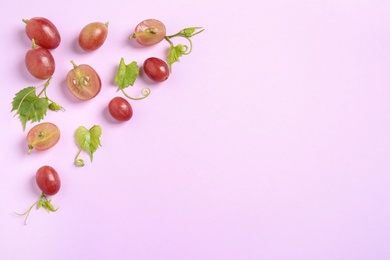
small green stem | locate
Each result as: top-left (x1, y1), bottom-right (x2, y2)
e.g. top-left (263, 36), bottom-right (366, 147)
top-left (14, 201), bottom-right (38, 225)
top-left (14, 192), bottom-right (53, 225)
top-left (31, 39), bottom-right (37, 49)
top-left (164, 36), bottom-right (174, 46)
top-left (37, 77), bottom-right (52, 97)
top-left (70, 60), bottom-right (78, 69)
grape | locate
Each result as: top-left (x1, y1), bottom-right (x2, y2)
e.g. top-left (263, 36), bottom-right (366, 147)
top-left (78, 22), bottom-right (109, 51)
top-left (66, 60), bottom-right (101, 100)
top-left (23, 17), bottom-right (61, 49)
top-left (25, 40), bottom-right (55, 80)
top-left (129, 19), bottom-right (166, 46)
top-left (108, 97), bottom-right (133, 121)
top-left (143, 57), bottom-right (170, 82)
top-left (26, 122), bottom-right (60, 154)
top-left (36, 165), bottom-right (61, 196)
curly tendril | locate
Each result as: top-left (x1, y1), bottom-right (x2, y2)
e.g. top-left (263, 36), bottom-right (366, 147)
top-left (121, 87), bottom-right (151, 100)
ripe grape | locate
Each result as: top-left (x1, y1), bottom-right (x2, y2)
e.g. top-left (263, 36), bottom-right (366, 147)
top-left (78, 22), bottom-right (109, 51)
top-left (143, 57), bottom-right (170, 82)
top-left (108, 97), bottom-right (133, 121)
top-left (36, 165), bottom-right (61, 196)
top-left (129, 19), bottom-right (166, 46)
top-left (26, 122), bottom-right (60, 154)
top-left (25, 40), bottom-right (55, 80)
top-left (66, 60), bottom-right (101, 100)
top-left (23, 17), bottom-right (61, 49)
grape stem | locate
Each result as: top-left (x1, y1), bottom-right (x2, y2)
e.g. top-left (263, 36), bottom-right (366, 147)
top-left (31, 39), bottom-right (38, 49)
top-left (14, 192), bottom-right (57, 225)
top-left (164, 27), bottom-right (204, 71)
top-left (165, 26), bottom-right (204, 55)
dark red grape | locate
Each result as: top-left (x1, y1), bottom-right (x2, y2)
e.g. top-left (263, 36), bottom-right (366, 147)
top-left (23, 17), bottom-right (61, 49)
top-left (108, 97), bottom-right (133, 121)
top-left (66, 60), bottom-right (101, 100)
top-left (143, 57), bottom-right (169, 82)
top-left (78, 22), bottom-right (109, 51)
top-left (25, 41), bottom-right (55, 79)
top-left (36, 166), bottom-right (61, 196)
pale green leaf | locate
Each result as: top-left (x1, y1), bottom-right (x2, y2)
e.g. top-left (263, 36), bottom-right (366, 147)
top-left (167, 44), bottom-right (186, 71)
top-left (115, 58), bottom-right (139, 90)
top-left (75, 125), bottom-right (102, 162)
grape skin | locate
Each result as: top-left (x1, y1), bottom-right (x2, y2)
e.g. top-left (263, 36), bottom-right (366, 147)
top-left (24, 17), bottom-right (61, 49)
top-left (36, 166), bottom-right (61, 196)
top-left (143, 57), bottom-right (170, 82)
top-left (108, 97), bottom-right (133, 121)
top-left (78, 22), bottom-right (108, 51)
top-left (25, 47), bottom-right (55, 80)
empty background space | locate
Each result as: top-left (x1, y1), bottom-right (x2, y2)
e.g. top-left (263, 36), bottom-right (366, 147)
top-left (0, 0), bottom-right (389, 259)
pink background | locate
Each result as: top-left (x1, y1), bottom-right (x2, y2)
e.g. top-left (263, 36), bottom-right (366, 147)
top-left (1, 0), bottom-right (390, 259)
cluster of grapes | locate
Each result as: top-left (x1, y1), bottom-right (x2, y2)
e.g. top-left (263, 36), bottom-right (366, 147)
top-left (14, 17), bottom-right (203, 224)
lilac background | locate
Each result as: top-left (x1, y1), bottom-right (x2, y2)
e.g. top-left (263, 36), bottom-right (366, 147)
top-left (1, 0), bottom-right (390, 259)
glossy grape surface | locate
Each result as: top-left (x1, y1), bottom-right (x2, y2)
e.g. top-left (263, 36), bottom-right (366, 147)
top-left (36, 166), bottom-right (61, 196)
top-left (27, 122), bottom-right (60, 154)
top-left (25, 46), bottom-right (55, 79)
top-left (78, 22), bottom-right (108, 51)
top-left (24, 17), bottom-right (61, 49)
top-left (66, 62), bottom-right (101, 100)
top-left (143, 57), bottom-right (170, 82)
top-left (131, 19), bottom-right (166, 46)
top-left (108, 97), bottom-right (133, 121)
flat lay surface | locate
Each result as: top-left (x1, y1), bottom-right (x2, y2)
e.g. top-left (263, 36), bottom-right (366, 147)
top-left (1, 0), bottom-right (390, 259)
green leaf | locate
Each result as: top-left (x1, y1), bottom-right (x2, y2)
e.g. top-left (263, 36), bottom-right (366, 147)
top-left (115, 58), bottom-right (139, 90)
top-left (167, 44), bottom-right (187, 71)
top-left (41, 200), bottom-right (57, 212)
top-left (11, 86), bottom-right (49, 130)
top-left (37, 200), bottom-right (44, 209)
top-left (75, 125), bottom-right (102, 162)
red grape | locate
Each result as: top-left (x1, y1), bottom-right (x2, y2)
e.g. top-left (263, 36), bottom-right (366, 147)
top-left (36, 166), bottom-right (61, 196)
top-left (26, 122), bottom-right (60, 154)
top-left (66, 61), bottom-right (101, 100)
top-left (108, 97), bottom-right (133, 121)
top-left (23, 17), bottom-right (61, 49)
top-left (130, 19), bottom-right (166, 46)
top-left (143, 57), bottom-right (170, 82)
top-left (25, 41), bottom-right (55, 80)
top-left (78, 22), bottom-right (109, 51)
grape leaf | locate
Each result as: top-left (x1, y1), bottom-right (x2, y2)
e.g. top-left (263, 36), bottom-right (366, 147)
top-left (11, 86), bottom-right (49, 130)
top-left (75, 125), bottom-right (102, 162)
top-left (115, 58), bottom-right (139, 90)
top-left (37, 198), bottom-right (57, 212)
top-left (167, 44), bottom-right (187, 71)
